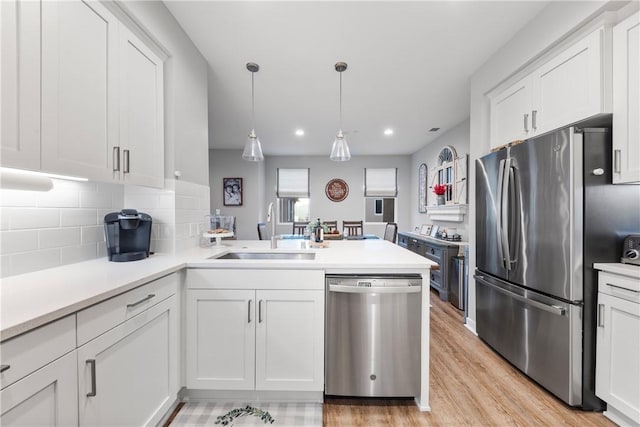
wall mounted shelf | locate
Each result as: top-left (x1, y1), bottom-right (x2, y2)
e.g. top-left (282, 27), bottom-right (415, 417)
top-left (426, 204), bottom-right (468, 222)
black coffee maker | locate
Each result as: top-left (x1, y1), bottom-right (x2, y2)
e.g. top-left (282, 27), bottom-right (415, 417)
top-left (104, 209), bottom-right (152, 262)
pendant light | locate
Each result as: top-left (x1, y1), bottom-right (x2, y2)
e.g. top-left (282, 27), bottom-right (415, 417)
top-left (330, 62), bottom-right (351, 161)
top-left (242, 62), bottom-right (264, 161)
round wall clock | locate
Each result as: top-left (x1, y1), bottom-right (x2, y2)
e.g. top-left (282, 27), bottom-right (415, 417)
top-left (325, 178), bottom-right (349, 202)
top-left (419, 163), bottom-right (428, 212)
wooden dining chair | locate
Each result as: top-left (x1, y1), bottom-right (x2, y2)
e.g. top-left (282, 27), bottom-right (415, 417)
top-left (322, 220), bottom-right (338, 232)
top-left (257, 222), bottom-right (268, 240)
top-left (342, 220), bottom-right (364, 237)
top-left (292, 221), bottom-right (309, 235)
top-left (384, 222), bottom-right (398, 243)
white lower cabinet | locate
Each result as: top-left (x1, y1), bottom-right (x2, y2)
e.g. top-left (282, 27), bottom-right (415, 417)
top-left (0, 351), bottom-right (78, 426)
top-left (77, 285), bottom-right (179, 426)
top-left (596, 270), bottom-right (640, 426)
top-left (186, 269), bottom-right (325, 392)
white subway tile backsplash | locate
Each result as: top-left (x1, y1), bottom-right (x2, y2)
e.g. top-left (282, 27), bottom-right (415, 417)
top-left (1, 255), bottom-right (11, 277)
top-left (80, 190), bottom-right (114, 209)
top-left (0, 230), bottom-right (39, 254)
top-left (11, 248), bottom-right (60, 276)
top-left (61, 209), bottom-right (98, 227)
top-left (81, 225), bottom-right (105, 244)
top-left (8, 208), bottom-right (60, 230)
top-left (61, 244), bottom-right (97, 265)
top-left (0, 178), bottom-right (210, 276)
top-left (37, 190), bottom-right (80, 208)
top-left (0, 189), bottom-right (38, 207)
top-left (39, 227), bottom-right (81, 249)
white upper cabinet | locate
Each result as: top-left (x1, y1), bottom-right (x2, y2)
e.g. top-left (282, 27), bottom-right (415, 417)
top-left (40, 0), bottom-right (119, 182)
top-left (1, 0), bottom-right (165, 188)
top-left (490, 77), bottom-right (533, 145)
top-left (119, 26), bottom-right (165, 188)
top-left (0, 0), bottom-right (41, 171)
top-left (490, 27), bottom-right (610, 149)
top-left (612, 12), bottom-right (640, 184)
top-left (531, 27), bottom-right (606, 133)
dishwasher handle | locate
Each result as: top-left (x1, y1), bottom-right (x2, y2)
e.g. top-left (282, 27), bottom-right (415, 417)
top-left (329, 284), bottom-right (421, 294)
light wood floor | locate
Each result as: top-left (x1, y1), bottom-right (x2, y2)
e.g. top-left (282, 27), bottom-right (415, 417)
top-left (323, 290), bottom-right (614, 426)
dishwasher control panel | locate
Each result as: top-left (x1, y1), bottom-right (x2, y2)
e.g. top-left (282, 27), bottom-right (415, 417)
top-left (326, 275), bottom-right (422, 288)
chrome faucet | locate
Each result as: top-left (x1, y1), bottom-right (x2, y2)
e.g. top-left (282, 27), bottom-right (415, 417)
top-left (267, 202), bottom-right (279, 248)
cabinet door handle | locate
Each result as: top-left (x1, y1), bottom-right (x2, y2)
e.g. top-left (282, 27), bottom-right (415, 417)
top-left (0, 364), bottom-right (10, 373)
top-left (86, 359), bottom-right (97, 397)
top-left (614, 149), bottom-right (621, 174)
top-left (126, 294), bottom-right (155, 309)
top-left (123, 149), bottom-right (130, 174)
top-left (531, 110), bottom-right (538, 131)
top-left (607, 283), bottom-right (639, 293)
top-left (248, 299), bottom-right (252, 323)
top-left (113, 146), bottom-right (120, 172)
top-left (258, 300), bottom-right (263, 323)
top-left (597, 304), bottom-right (605, 327)
top-left (523, 113), bottom-right (529, 133)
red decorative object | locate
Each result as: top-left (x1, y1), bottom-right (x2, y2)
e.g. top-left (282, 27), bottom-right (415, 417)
top-left (433, 184), bottom-right (447, 195)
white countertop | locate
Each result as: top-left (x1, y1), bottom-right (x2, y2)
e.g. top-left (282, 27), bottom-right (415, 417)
top-left (594, 262), bottom-right (640, 279)
top-left (1, 240), bottom-right (434, 341)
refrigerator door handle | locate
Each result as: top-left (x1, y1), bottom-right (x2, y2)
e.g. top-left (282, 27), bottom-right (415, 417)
top-left (474, 274), bottom-right (566, 316)
top-left (506, 163), bottom-right (520, 267)
top-left (500, 159), bottom-right (512, 270)
top-left (496, 159), bottom-right (508, 269)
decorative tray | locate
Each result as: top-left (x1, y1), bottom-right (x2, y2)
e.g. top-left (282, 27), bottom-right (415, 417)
top-left (323, 233), bottom-right (343, 240)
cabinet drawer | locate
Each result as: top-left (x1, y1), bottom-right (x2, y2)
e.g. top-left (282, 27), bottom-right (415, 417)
top-left (430, 269), bottom-right (442, 289)
top-left (187, 269), bottom-right (324, 290)
top-left (77, 273), bottom-right (178, 346)
top-left (599, 272), bottom-right (640, 304)
top-left (423, 245), bottom-right (442, 263)
top-left (0, 315), bottom-right (76, 389)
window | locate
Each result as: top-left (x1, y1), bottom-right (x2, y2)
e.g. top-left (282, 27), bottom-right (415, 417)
top-left (364, 168), bottom-right (397, 223)
top-left (279, 197), bottom-right (310, 223)
top-left (436, 146), bottom-right (456, 203)
top-left (365, 198), bottom-right (395, 223)
top-left (277, 168), bottom-right (310, 223)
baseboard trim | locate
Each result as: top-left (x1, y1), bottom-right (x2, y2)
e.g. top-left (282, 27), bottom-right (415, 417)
top-left (464, 317), bottom-right (478, 335)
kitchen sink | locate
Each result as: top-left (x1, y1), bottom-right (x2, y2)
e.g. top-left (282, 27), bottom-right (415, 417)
top-left (210, 252), bottom-right (316, 260)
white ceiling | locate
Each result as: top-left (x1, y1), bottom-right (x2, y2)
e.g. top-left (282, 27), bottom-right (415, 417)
top-left (164, 1), bottom-right (549, 157)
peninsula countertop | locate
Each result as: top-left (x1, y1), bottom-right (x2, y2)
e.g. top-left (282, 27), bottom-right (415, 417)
top-left (1, 239), bottom-right (434, 341)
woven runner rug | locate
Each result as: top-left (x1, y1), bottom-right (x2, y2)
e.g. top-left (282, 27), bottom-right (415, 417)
top-left (169, 401), bottom-right (323, 427)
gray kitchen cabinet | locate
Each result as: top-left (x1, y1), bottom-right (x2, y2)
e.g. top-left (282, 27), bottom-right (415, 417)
top-left (398, 232), bottom-right (460, 301)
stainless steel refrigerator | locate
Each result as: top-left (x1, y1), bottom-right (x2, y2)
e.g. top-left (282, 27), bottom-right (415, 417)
top-left (475, 124), bottom-right (639, 410)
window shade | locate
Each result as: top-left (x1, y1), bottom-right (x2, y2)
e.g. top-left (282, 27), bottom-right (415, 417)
top-left (277, 168), bottom-right (310, 198)
top-left (364, 168), bottom-right (397, 197)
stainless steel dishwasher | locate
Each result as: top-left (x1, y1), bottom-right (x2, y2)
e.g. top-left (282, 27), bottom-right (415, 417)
top-left (325, 274), bottom-right (421, 397)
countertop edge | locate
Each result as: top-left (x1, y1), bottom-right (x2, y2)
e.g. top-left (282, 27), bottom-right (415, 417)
top-left (1, 241), bottom-right (434, 341)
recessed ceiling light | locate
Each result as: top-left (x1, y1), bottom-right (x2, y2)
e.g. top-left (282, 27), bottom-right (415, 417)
top-left (295, 129), bottom-right (305, 136)
top-left (384, 128), bottom-right (394, 136)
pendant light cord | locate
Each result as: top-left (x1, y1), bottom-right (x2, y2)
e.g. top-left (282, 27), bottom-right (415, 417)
top-left (339, 71), bottom-right (343, 131)
top-left (251, 71), bottom-right (255, 131)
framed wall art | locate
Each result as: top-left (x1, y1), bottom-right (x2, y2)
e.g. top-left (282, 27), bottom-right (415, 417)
top-left (223, 178), bottom-right (243, 206)
top-left (325, 178), bottom-right (349, 202)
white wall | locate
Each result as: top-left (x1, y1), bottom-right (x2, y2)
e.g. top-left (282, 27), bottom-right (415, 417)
top-left (410, 119), bottom-right (470, 239)
top-left (265, 155), bottom-right (412, 237)
top-left (209, 149), bottom-right (265, 240)
top-left (467, 0), bottom-right (618, 330)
